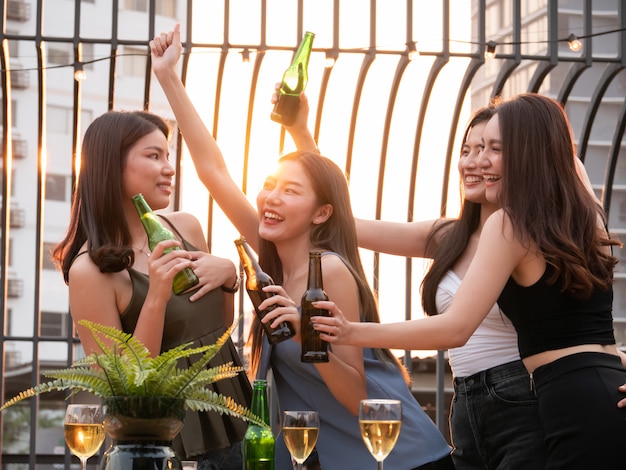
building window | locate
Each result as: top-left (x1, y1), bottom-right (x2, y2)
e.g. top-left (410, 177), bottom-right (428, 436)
top-left (47, 42), bottom-right (95, 70)
top-left (47, 105), bottom-right (92, 135)
top-left (41, 311), bottom-right (67, 338)
top-left (45, 174), bottom-right (68, 202)
top-left (122, 46), bottom-right (148, 78)
top-left (123, 0), bottom-right (176, 17)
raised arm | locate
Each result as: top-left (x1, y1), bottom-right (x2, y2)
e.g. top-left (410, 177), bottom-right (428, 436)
top-left (150, 25), bottom-right (260, 249)
top-left (313, 210), bottom-right (526, 350)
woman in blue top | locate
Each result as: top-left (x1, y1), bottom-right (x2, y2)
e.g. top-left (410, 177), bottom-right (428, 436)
top-left (150, 25), bottom-right (453, 470)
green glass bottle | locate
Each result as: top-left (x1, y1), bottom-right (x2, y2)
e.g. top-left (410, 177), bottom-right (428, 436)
top-left (270, 31), bottom-right (315, 126)
top-left (234, 236), bottom-right (295, 344)
top-left (300, 251), bottom-right (329, 363)
top-left (243, 380), bottom-right (275, 470)
top-left (131, 193), bottom-right (199, 295)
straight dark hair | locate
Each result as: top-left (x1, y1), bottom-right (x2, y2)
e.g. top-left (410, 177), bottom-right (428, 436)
top-left (421, 107), bottom-right (496, 315)
top-left (53, 111), bottom-right (170, 283)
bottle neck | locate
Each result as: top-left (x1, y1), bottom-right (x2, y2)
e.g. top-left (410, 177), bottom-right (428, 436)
top-left (251, 381), bottom-right (270, 425)
top-left (306, 253), bottom-right (323, 289)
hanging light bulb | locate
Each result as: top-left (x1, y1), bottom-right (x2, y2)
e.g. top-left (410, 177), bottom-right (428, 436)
top-left (325, 50), bottom-right (338, 68)
top-left (484, 41), bottom-right (497, 59)
top-left (241, 49), bottom-right (250, 63)
top-left (407, 42), bottom-right (419, 61)
top-left (568, 34), bottom-right (582, 52)
top-left (73, 62), bottom-right (86, 81)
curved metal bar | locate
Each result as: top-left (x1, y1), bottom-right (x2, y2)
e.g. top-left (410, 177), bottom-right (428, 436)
top-left (491, 59), bottom-right (519, 98)
top-left (375, 55), bottom-right (410, 219)
top-left (601, 95), bottom-right (626, 215)
top-left (441, 58), bottom-right (484, 217)
top-left (527, 61), bottom-right (556, 93)
top-left (556, 62), bottom-right (590, 104)
top-left (344, 53), bottom-right (376, 181)
top-left (577, 63), bottom-right (624, 162)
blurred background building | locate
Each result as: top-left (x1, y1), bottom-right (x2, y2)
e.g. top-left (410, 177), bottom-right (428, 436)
top-left (1, 0), bottom-right (625, 467)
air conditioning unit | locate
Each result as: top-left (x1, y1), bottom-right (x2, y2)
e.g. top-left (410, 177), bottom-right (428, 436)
top-left (12, 136), bottom-right (27, 159)
top-left (7, 0), bottom-right (31, 22)
top-left (10, 66), bottom-right (29, 89)
top-left (10, 206), bottom-right (25, 228)
top-left (7, 278), bottom-right (24, 297)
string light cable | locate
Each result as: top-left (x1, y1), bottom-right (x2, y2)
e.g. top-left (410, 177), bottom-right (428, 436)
top-left (0, 26), bottom-right (624, 75)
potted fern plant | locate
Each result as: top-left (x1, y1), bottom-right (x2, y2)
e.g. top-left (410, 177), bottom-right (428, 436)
top-left (0, 319), bottom-right (264, 469)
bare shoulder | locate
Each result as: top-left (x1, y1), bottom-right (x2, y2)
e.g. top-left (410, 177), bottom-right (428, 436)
top-left (160, 211), bottom-right (207, 250)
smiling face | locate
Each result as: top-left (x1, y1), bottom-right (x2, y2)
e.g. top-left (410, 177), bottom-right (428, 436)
top-left (458, 121), bottom-right (489, 205)
top-left (122, 129), bottom-right (174, 211)
top-left (256, 159), bottom-right (332, 245)
top-left (479, 114), bottom-right (503, 204)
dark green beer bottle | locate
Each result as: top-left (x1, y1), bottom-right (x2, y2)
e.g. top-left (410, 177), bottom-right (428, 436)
top-left (234, 237), bottom-right (295, 344)
top-left (131, 193), bottom-right (199, 295)
top-left (270, 31), bottom-right (315, 126)
top-left (243, 380), bottom-right (275, 470)
top-left (300, 251), bottom-right (330, 363)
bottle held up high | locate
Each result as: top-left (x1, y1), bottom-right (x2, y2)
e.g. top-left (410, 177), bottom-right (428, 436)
top-left (234, 236), bottom-right (295, 344)
top-left (243, 380), bottom-right (275, 470)
top-left (270, 31), bottom-right (315, 127)
top-left (300, 251), bottom-right (330, 363)
top-left (131, 193), bottom-right (199, 295)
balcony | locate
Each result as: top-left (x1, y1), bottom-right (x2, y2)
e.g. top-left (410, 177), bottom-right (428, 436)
top-left (7, 277), bottom-right (24, 297)
top-left (7, 0), bottom-right (31, 22)
top-left (10, 206), bottom-right (25, 228)
top-left (11, 66), bottom-right (30, 89)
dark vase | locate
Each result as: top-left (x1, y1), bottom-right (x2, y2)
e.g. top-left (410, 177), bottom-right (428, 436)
top-left (99, 396), bottom-right (186, 470)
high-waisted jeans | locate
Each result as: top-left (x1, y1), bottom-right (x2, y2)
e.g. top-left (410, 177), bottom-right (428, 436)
top-left (450, 359), bottom-right (546, 469)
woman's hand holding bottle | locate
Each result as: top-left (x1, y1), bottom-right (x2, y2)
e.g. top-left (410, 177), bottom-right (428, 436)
top-left (258, 285), bottom-right (303, 343)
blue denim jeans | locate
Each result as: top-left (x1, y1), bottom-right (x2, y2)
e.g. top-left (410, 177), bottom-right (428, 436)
top-left (450, 360), bottom-right (546, 470)
top-left (196, 441), bottom-right (243, 470)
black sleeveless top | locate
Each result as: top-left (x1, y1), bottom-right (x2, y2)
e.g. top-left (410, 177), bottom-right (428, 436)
top-left (497, 264), bottom-right (615, 359)
top-left (117, 216), bottom-right (251, 458)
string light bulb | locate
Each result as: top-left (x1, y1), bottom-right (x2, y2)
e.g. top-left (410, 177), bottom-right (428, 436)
top-left (484, 41), bottom-right (497, 59)
top-left (407, 42), bottom-right (419, 61)
top-left (73, 62), bottom-right (86, 81)
top-left (568, 34), bottom-right (582, 52)
top-left (325, 50), bottom-right (338, 68)
top-left (241, 49), bottom-right (250, 63)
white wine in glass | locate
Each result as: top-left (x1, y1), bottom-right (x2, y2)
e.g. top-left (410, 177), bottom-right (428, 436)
top-left (64, 404), bottom-right (105, 470)
top-left (282, 410), bottom-right (320, 470)
top-left (359, 399), bottom-right (402, 470)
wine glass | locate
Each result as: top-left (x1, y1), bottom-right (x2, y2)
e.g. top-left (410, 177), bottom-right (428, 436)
top-left (358, 399), bottom-right (402, 470)
top-left (64, 404), bottom-right (105, 470)
top-left (282, 410), bottom-right (320, 470)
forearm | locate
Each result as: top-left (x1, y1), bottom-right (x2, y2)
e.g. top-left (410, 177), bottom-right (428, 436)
top-left (287, 125), bottom-right (319, 153)
top-left (344, 317), bottom-right (469, 351)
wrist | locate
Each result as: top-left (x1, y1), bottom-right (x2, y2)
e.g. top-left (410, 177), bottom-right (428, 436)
top-left (221, 273), bottom-right (241, 294)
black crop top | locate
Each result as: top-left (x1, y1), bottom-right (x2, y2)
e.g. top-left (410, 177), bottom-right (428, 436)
top-left (497, 264), bottom-right (615, 359)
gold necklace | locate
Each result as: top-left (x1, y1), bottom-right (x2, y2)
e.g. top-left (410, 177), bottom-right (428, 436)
top-left (133, 238), bottom-right (150, 257)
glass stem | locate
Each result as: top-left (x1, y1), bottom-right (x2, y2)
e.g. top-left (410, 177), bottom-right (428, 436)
top-left (378, 462), bottom-right (384, 470)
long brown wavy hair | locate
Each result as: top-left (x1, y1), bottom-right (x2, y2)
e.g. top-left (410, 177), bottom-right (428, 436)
top-left (249, 151), bottom-right (410, 383)
top-left (496, 93), bottom-right (619, 298)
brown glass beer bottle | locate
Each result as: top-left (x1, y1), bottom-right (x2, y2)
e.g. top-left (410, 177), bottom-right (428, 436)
top-left (300, 251), bottom-right (329, 363)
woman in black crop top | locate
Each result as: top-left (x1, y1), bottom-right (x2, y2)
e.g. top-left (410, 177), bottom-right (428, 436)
top-left (52, 111), bottom-right (252, 468)
top-left (313, 94), bottom-right (626, 469)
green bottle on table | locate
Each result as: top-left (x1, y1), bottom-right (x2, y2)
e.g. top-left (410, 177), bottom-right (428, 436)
top-left (131, 193), bottom-right (199, 295)
top-left (243, 380), bottom-right (275, 469)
